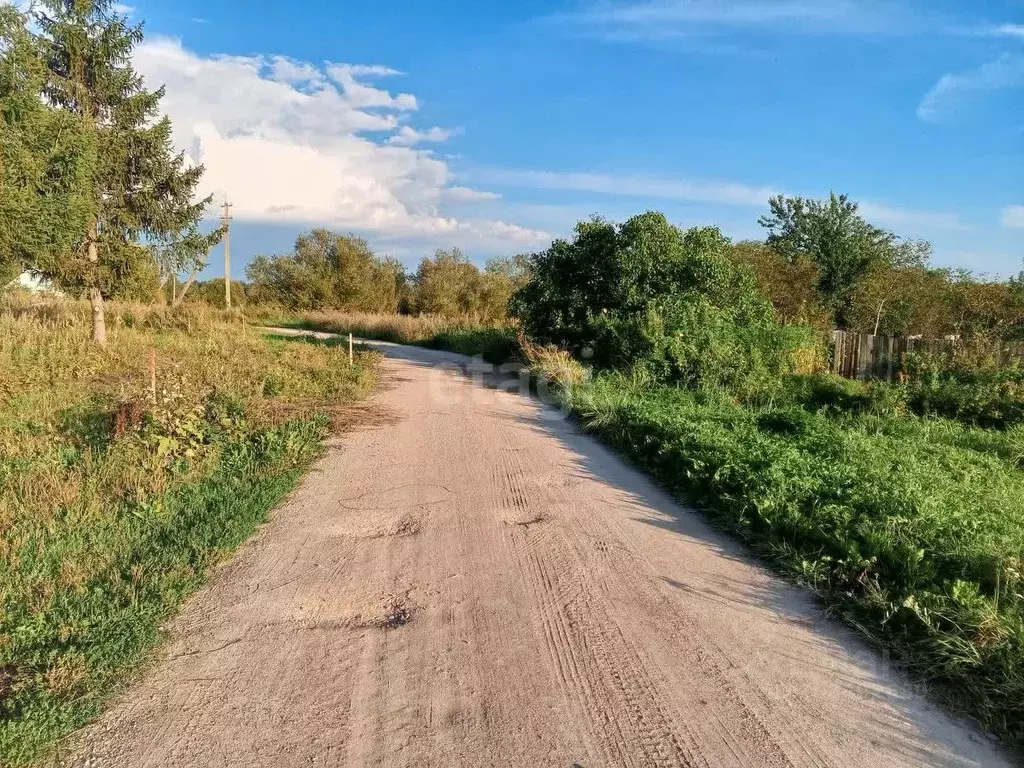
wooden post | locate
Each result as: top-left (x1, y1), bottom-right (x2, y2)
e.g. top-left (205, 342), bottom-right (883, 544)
top-left (148, 348), bottom-right (157, 401)
top-left (348, 333), bottom-right (354, 365)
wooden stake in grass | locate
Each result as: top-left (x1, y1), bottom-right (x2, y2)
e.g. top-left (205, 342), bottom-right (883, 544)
top-left (995, 562), bottom-right (1002, 613)
top-left (148, 348), bottom-right (157, 401)
top-left (349, 333), bottom-right (354, 366)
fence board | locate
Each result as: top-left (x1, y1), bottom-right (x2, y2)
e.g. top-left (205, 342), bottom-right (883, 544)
top-left (829, 331), bottom-right (1024, 381)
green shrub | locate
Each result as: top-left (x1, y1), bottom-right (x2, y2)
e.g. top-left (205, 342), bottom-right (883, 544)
top-left (907, 373), bottom-right (1024, 430)
top-left (422, 325), bottom-right (518, 364)
top-left (898, 350), bottom-right (1024, 429)
top-left (511, 212), bottom-right (815, 393)
top-left (778, 374), bottom-right (909, 417)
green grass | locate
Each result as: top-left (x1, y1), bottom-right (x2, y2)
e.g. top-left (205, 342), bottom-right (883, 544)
top-left (418, 325), bottom-right (518, 363)
top-left (772, 370), bottom-right (1024, 431)
top-left (0, 295), bottom-right (379, 765)
top-left (555, 372), bottom-right (1024, 750)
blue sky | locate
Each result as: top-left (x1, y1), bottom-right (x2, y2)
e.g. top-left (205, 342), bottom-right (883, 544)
top-left (123, 0), bottom-right (1023, 278)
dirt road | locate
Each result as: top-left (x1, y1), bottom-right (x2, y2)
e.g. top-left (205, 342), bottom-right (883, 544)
top-left (65, 337), bottom-right (1009, 767)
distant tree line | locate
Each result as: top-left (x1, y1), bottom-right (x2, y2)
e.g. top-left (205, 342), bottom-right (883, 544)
top-left (77, 193), bottom-right (1024, 344)
top-left (222, 229), bottom-right (530, 324)
top-left (229, 195), bottom-right (1022, 343)
top-left (734, 194), bottom-right (1024, 340)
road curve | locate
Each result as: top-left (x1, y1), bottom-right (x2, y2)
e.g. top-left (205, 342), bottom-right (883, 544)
top-left (64, 335), bottom-right (1009, 768)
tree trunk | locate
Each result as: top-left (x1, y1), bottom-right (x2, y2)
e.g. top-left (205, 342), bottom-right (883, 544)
top-left (88, 221), bottom-right (107, 346)
top-left (873, 298), bottom-right (886, 336)
top-left (172, 267), bottom-right (198, 308)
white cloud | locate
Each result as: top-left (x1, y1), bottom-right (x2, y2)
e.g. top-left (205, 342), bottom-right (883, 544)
top-left (549, 0), bottom-right (914, 40)
top-left (982, 23), bottom-right (1024, 39)
top-left (444, 186), bottom-right (502, 203)
top-left (334, 64), bottom-right (404, 78)
top-left (950, 22), bottom-right (1024, 39)
top-left (474, 168), bottom-right (780, 206)
top-left (917, 53), bottom-right (1024, 121)
top-left (132, 38), bottom-right (548, 251)
top-left (475, 168), bottom-right (967, 231)
top-left (480, 220), bottom-right (554, 243)
top-left (388, 125), bottom-right (456, 146)
top-left (857, 201), bottom-right (967, 232)
top-left (1002, 205), bottom-right (1024, 229)
top-left (112, 3), bottom-right (135, 16)
top-left (267, 56), bottom-right (326, 88)
top-left (325, 63), bottom-right (417, 110)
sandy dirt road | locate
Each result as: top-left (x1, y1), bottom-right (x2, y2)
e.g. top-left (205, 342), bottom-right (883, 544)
top-left (64, 336), bottom-right (1010, 768)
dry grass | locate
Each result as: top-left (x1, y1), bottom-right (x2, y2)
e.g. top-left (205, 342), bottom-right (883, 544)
top-left (518, 334), bottom-right (589, 390)
top-left (0, 294), bottom-right (376, 532)
top-left (250, 307), bottom-right (456, 346)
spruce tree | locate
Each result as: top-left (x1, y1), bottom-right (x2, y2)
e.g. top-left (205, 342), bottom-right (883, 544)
top-left (0, 5), bottom-right (94, 286)
top-left (36, 0), bottom-right (220, 344)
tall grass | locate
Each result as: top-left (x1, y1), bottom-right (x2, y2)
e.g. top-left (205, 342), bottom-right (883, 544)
top-left (0, 294), bottom-right (379, 765)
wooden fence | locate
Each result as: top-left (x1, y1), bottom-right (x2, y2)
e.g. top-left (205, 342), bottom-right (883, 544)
top-left (831, 330), bottom-right (1024, 381)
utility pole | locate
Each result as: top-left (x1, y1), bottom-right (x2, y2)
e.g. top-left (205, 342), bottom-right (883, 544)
top-left (221, 200), bottom-right (233, 309)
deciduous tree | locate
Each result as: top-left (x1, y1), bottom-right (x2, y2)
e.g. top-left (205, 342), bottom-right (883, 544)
top-left (512, 211), bottom-right (808, 391)
top-left (728, 241), bottom-right (824, 326)
top-left (246, 229), bottom-right (403, 312)
top-left (759, 193), bottom-right (896, 328)
top-left (846, 239), bottom-right (932, 335)
top-left (413, 248), bottom-right (485, 318)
